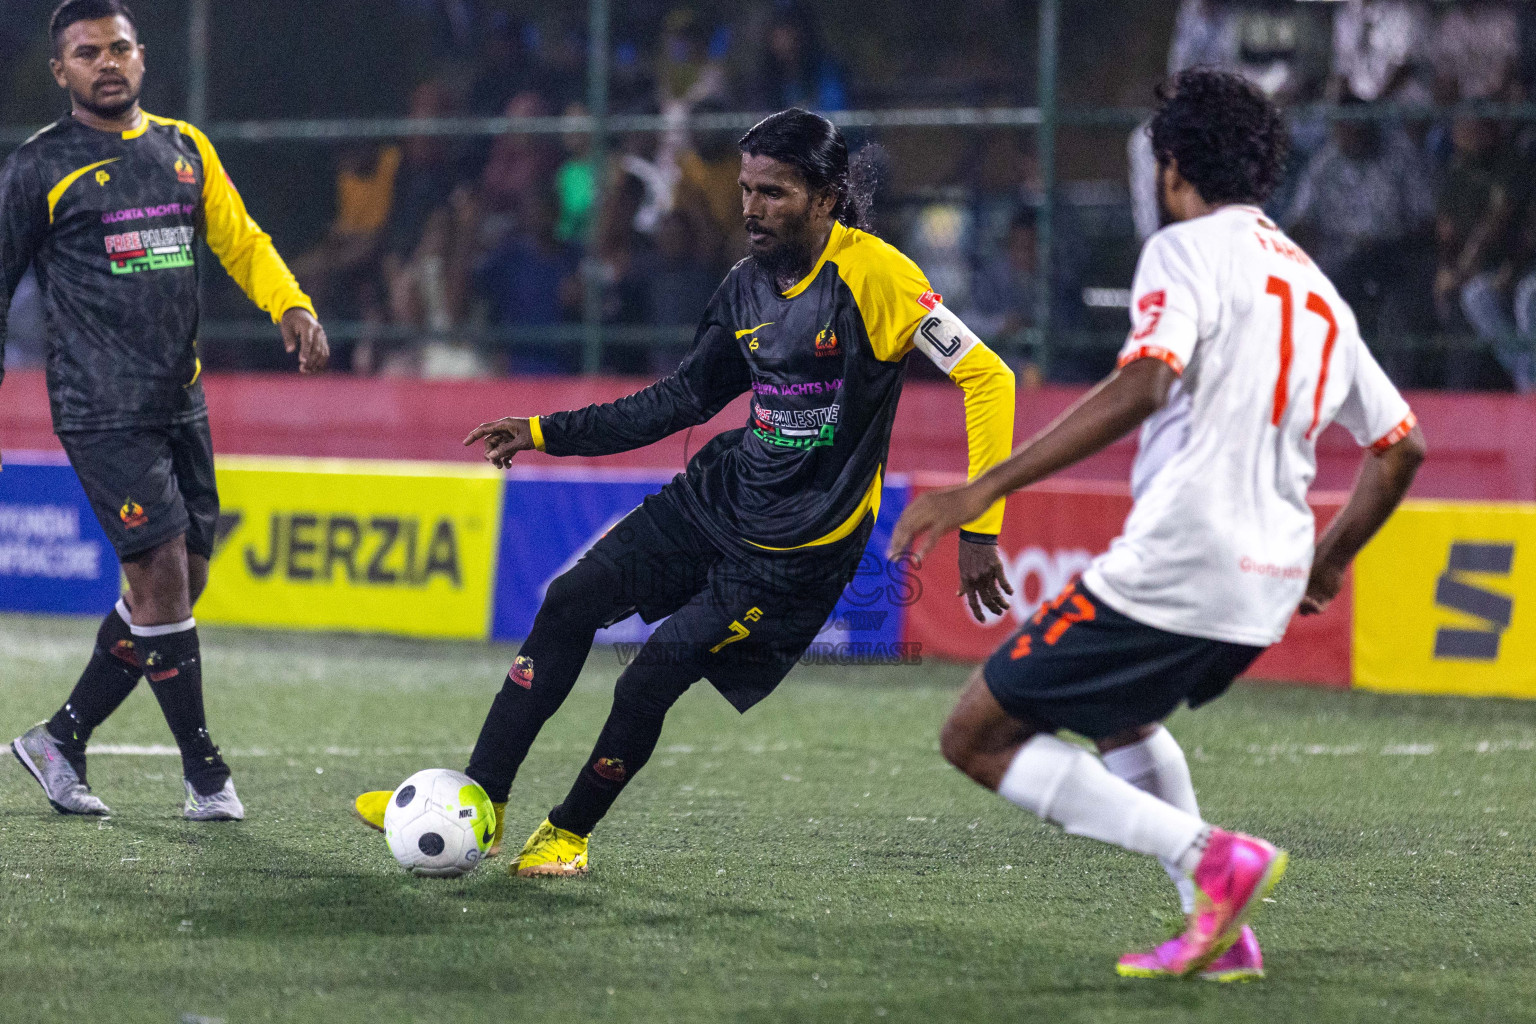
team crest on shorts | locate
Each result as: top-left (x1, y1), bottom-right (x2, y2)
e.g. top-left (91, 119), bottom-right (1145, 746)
top-left (119, 499), bottom-right (147, 529)
top-left (510, 655), bottom-right (535, 689)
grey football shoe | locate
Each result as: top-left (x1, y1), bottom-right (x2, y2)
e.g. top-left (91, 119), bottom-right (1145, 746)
top-left (10, 722), bottom-right (111, 816)
top-left (183, 777), bottom-right (244, 821)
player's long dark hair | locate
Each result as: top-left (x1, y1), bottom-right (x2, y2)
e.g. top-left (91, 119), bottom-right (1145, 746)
top-left (1148, 67), bottom-right (1289, 206)
top-left (739, 108), bottom-right (882, 231)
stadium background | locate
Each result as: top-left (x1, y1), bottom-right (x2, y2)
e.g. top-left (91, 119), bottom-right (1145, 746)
top-left (1, 5), bottom-right (1535, 1022)
top-left (1, 0), bottom-right (1532, 700)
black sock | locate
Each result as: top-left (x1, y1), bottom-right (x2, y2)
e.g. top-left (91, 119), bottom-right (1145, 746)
top-left (549, 653), bottom-right (697, 836)
top-left (465, 559), bottom-right (627, 802)
top-left (47, 603), bottom-right (143, 779)
top-left (549, 698), bottom-right (673, 836)
top-left (140, 624), bottom-right (229, 795)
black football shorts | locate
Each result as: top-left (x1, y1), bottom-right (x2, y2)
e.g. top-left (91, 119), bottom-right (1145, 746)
top-left (983, 578), bottom-right (1265, 741)
top-left (580, 482), bottom-right (871, 713)
top-left (58, 417), bottom-right (220, 561)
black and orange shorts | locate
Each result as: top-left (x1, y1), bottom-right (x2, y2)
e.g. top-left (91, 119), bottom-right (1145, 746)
top-left (982, 579), bottom-right (1264, 741)
top-left (59, 417), bottom-right (220, 561)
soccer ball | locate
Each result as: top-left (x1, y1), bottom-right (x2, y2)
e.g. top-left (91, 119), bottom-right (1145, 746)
top-left (383, 769), bottom-right (496, 878)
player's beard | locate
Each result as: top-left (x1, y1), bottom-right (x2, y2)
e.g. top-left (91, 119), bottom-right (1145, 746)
top-left (73, 81), bottom-right (141, 122)
top-left (747, 214), bottom-right (816, 283)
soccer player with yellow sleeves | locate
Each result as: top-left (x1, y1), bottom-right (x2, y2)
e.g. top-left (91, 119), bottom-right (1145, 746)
top-left (356, 109), bottom-right (1017, 876)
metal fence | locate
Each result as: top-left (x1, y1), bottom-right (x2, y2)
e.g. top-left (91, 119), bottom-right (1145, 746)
top-left (5, 0), bottom-right (1535, 382)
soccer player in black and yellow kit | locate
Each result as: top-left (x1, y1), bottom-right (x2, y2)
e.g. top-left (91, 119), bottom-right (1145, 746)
top-left (355, 109), bottom-right (1017, 875)
top-left (3, 1), bottom-right (328, 820)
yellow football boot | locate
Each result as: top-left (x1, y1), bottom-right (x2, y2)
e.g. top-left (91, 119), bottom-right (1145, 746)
top-left (486, 802), bottom-right (506, 857)
top-left (355, 789), bottom-right (506, 858)
top-left (353, 790), bottom-right (390, 831)
top-left (512, 818), bottom-right (589, 877)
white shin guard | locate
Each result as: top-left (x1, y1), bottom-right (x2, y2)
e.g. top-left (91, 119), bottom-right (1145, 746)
top-left (998, 734), bottom-right (1207, 871)
top-left (1102, 726), bottom-right (1201, 913)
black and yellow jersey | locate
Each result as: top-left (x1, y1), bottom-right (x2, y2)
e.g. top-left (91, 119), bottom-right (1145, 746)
top-left (532, 220), bottom-right (1016, 555)
top-left (0, 111), bottom-right (314, 432)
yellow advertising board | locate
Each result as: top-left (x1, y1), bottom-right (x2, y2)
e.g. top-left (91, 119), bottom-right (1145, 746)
top-left (1354, 500), bottom-right (1536, 698)
top-left (197, 457), bottom-right (503, 640)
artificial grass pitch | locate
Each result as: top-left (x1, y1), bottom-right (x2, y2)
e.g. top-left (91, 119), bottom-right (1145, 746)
top-left (1, 614), bottom-right (1534, 1024)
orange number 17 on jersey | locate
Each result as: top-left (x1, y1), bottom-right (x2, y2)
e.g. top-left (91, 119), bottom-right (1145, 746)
top-left (1265, 275), bottom-right (1339, 441)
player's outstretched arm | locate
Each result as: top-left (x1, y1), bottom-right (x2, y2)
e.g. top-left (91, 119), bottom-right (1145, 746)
top-left (491, 312), bottom-right (750, 462)
top-left (1300, 424), bottom-right (1427, 615)
top-left (889, 358), bottom-right (1176, 559)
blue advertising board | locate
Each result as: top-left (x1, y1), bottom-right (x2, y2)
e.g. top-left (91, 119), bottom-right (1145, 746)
top-left (491, 468), bottom-right (911, 656)
top-left (0, 453), bottom-right (120, 614)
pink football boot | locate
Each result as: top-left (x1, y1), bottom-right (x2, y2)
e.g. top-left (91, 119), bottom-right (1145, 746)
top-left (1117, 926), bottom-right (1264, 982)
top-left (1117, 829), bottom-right (1287, 979)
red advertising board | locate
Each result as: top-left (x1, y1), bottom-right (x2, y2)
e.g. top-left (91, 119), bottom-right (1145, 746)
top-left (901, 476), bottom-right (1352, 686)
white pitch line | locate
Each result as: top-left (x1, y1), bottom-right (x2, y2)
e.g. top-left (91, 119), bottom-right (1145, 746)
top-left (87, 744), bottom-right (470, 758)
top-left (91, 744), bottom-right (182, 756)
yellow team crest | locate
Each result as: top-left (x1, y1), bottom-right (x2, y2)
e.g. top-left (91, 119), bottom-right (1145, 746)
top-left (174, 158), bottom-right (196, 184)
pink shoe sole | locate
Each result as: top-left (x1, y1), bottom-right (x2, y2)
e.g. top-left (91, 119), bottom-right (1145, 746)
top-left (1183, 835), bottom-right (1288, 976)
top-left (1117, 925), bottom-right (1264, 981)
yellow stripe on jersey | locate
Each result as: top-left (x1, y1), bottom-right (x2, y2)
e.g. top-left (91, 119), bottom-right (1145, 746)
top-left (143, 114), bottom-right (315, 325)
top-left (119, 112), bottom-right (150, 139)
top-left (747, 466), bottom-right (884, 551)
top-left (791, 222), bottom-right (932, 363)
top-left (812, 222), bottom-right (1016, 535)
top-left (47, 158), bottom-right (120, 223)
top-left (947, 345), bottom-right (1015, 535)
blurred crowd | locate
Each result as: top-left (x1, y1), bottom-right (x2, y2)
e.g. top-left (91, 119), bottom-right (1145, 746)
top-left (6, 0), bottom-right (1531, 391)
top-left (1136, 0), bottom-right (1536, 391)
top-left (283, 1), bottom-right (853, 376)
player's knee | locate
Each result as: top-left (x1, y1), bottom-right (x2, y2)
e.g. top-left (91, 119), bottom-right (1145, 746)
top-left (540, 562), bottom-right (615, 631)
top-left (124, 540), bottom-right (193, 624)
top-left (611, 668), bottom-right (692, 720)
top-left (939, 713), bottom-right (984, 778)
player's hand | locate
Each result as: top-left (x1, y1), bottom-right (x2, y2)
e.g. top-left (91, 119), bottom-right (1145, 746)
top-left (958, 537), bottom-right (1013, 623)
top-left (464, 417), bottom-right (534, 468)
top-left (887, 482), bottom-right (994, 562)
top-left (1299, 560), bottom-right (1345, 616)
top-left (281, 307), bottom-right (330, 374)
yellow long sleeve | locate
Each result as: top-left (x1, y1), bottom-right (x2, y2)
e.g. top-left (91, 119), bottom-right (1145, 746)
top-left (948, 343), bottom-right (1015, 535)
top-left (174, 118), bottom-right (315, 323)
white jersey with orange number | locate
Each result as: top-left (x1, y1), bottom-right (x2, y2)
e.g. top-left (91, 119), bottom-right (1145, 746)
top-left (1081, 205), bottom-right (1414, 646)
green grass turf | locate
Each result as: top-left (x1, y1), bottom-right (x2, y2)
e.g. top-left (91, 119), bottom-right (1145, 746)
top-left (1, 615), bottom-right (1534, 1023)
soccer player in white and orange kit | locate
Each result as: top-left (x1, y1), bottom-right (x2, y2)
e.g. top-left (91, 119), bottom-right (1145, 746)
top-left (890, 68), bottom-right (1426, 979)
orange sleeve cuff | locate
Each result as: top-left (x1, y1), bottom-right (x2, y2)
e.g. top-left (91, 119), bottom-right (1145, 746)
top-left (1117, 345), bottom-right (1186, 375)
top-left (1369, 411), bottom-right (1416, 453)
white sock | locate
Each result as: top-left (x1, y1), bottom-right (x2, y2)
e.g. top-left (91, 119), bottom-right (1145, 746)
top-left (129, 615), bottom-right (195, 638)
top-left (1102, 726), bottom-right (1200, 914)
top-left (998, 734), bottom-right (1208, 872)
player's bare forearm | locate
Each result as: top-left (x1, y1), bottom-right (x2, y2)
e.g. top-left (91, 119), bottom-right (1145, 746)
top-left (890, 359), bottom-right (1174, 558)
top-left (1301, 424), bottom-right (1426, 615)
top-left (972, 358), bottom-right (1174, 504)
